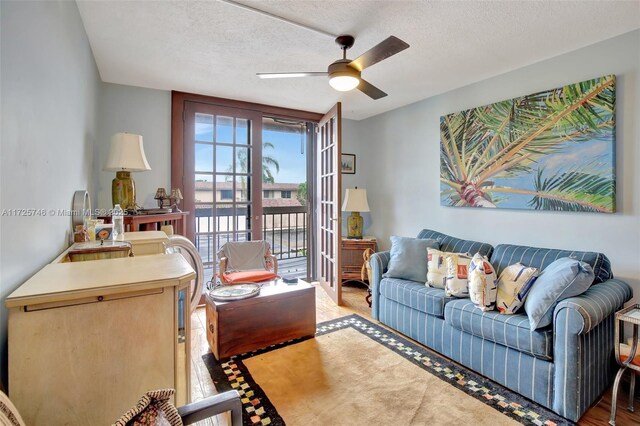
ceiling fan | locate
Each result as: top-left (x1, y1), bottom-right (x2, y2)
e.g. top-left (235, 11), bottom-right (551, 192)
top-left (256, 35), bottom-right (410, 100)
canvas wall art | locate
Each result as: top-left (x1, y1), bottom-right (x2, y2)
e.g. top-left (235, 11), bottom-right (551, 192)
top-left (440, 75), bottom-right (615, 212)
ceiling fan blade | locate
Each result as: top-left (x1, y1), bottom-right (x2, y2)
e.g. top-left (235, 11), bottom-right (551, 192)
top-left (257, 72), bottom-right (328, 79)
top-left (357, 79), bottom-right (387, 100)
top-left (349, 36), bottom-right (410, 72)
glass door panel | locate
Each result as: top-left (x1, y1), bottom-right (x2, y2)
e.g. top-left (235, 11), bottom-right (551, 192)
top-left (186, 102), bottom-right (263, 282)
top-left (261, 116), bottom-right (312, 280)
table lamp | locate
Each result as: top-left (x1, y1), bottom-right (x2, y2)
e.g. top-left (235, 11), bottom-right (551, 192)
top-left (103, 133), bottom-right (151, 210)
top-left (342, 187), bottom-right (370, 239)
top-left (170, 188), bottom-right (183, 212)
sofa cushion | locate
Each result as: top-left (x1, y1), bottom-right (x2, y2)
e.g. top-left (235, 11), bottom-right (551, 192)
top-left (496, 263), bottom-right (539, 315)
top-left (445, 299), bottom-right (553, 361)
top-left (525, 258), bottom-right (595, 330)
top-left (417, 229), bottom-right (494, 258)
top-left (490, 244), bottom-right (611, 284)
top-left (426, 247), bottom-right (449, 288)
top-left (468, 253), bottom-right (498, 311)
top-left (444, 253), bottom-right (473, 298)
top-left (383, 236), bottom-right (440, 282)
top-left (379, 277), bottom-right (453, 318)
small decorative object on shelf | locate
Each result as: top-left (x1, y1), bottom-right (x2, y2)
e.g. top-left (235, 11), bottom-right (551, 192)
top-left (609, 303), bottom-right (640, 425)
top-left (154, 187), bottom-right (170, 209)
top-left (209, 284), bottom-right (260, 302)
top-left (170, 188), bottom-right (183, 212)
top-left (73, 225), bottom-right (89, 243)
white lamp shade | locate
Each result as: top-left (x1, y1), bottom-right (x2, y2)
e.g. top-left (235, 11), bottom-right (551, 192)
top-left (103, 133), bottom-right (151, 172)
top-left (342, 188), bottom-right (370, 212)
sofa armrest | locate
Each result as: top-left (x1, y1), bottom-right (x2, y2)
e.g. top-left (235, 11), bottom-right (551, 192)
top-left (553, 278), bottom-right (632, 335)
top-left (551, 278), bottom-right (632, 419)
top-left (370, 251), bottom-right (390, 320)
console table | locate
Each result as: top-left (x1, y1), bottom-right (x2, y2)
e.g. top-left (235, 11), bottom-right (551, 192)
top-left (100, 211), bottom-right (189, 235)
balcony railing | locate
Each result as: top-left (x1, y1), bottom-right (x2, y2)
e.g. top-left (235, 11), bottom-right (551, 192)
top-left (194, 205), bottom-right (308, 269)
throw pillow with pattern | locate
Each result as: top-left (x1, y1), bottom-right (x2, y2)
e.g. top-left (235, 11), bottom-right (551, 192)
top-left (468, 253), bottom-right (498, 311)
top-left (426, 247), bottom-right (448, 288)
top-left (445, 253), bottom-right (473, 298)
top-left (112, 389), bottom-right (182, 426)
top-left (496, 263), bottom-right (539, 314)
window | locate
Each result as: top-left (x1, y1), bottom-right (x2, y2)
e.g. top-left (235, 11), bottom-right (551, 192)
top-left (281, 191), bottom-right (292, 199)
top-left (263, 190), bottom-right (274, 199)
top-left (220, 190), bottom-right (233, 200)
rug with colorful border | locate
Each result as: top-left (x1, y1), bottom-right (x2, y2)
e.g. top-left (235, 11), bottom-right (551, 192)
top-left (202, 314), bottom-right (572, 426)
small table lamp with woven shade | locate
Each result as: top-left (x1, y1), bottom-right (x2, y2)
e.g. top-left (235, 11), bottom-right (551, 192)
top-left (342, 187), bottom-right (370, 239)
top-left (103, 133), bottom-right (151, 211)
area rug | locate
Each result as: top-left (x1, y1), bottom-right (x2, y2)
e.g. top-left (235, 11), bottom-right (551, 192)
top-left (203, 314), bottom-right (571, 426)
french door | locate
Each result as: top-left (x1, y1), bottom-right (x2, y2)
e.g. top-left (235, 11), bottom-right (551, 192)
top-left (182, 102), bottom-right (263, 267)
top-left (315, 103), bottom-right (342, 305)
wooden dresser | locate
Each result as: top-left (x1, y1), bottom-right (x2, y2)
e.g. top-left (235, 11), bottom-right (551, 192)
top-left (341, 238), bottom-right (377, 282)
top-left (5, 252), bottom-right (195, 425)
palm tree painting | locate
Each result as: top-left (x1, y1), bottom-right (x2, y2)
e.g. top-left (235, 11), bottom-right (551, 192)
top-left (440, 75), bottom-right (615, 212)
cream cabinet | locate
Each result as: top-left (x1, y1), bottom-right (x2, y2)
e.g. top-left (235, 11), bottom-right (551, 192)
top-left (123, 230), bottom-right (169, 256)
top-left (5, 253), bottom-right (195, 425)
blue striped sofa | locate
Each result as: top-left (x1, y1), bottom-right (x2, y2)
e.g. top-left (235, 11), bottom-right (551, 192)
top-left (370, 229), bottom-right (632, 421)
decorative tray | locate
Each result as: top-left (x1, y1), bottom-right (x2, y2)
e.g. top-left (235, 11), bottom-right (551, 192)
top-left (209, 284), bottom-right (260, 301)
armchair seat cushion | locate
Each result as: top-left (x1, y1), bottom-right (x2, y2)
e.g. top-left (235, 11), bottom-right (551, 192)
top-left (380, 277), bottom-right (453, 318)
top-left (222, 271), bottom-right (278, 284)
top-left (445, 299), bottom-right (554, 361)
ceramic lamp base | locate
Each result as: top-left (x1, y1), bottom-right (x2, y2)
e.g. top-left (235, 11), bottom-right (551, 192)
top-left (347, 211), bottom-right (363, 239)
top-left (112, 171), bottom-right (136, 210)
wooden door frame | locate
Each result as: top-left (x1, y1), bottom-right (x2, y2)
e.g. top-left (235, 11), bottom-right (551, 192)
top-left (316, 102), bottom-right (342, 305)
top-left (171, 91), bottom-right (323, 242)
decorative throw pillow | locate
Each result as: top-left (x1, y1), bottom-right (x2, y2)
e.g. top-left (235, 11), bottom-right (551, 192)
top-left (426, 248), bottom-right (448, 289)
top-left (112, 389), bottom-right (182, 426)
top-left (524, 257), bottom-right (595, 330)
top-left (445, 253), bottom-right (473, 298)
top-left (468, 253), bottom-right (498, 311)
top-left (496, 263), bottom-right (539, 314)
top-left (383, 236), bottom-right (439, 283)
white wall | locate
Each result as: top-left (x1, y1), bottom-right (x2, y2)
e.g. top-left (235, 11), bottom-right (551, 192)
top-left (96, 83), bottom-right (171, 210)
top-left (354, 30), bottom-right (640, 303)
top-left (341, 119), bottom-right (374, 235)
top-left (0, 0), bottom-right (101, 388)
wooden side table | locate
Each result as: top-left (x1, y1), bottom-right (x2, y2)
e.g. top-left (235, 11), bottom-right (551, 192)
top-left (610, 304), bottom-right (640, 425)
top-left (100, 211), bottom-right (189, 236)
top-left (341, 238), bottom-right (377, 306)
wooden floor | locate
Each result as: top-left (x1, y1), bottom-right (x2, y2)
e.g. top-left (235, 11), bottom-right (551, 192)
top-left (190, 283), bottom-right (639, 426)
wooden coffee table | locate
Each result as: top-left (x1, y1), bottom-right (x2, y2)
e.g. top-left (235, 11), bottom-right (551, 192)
top-left (205, 279), bottom-right (316, 360)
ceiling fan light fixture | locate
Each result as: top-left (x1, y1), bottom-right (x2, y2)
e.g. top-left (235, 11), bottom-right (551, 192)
top-left (329, 74), bottom-right (360, 91)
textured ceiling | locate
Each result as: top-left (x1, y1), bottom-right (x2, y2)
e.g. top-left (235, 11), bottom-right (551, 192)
top-left (77, 0), bottom-right (640, 120)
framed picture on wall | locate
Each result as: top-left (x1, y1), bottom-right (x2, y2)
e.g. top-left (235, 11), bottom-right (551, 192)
top-left (341, 154), bottom-right (356, 174)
